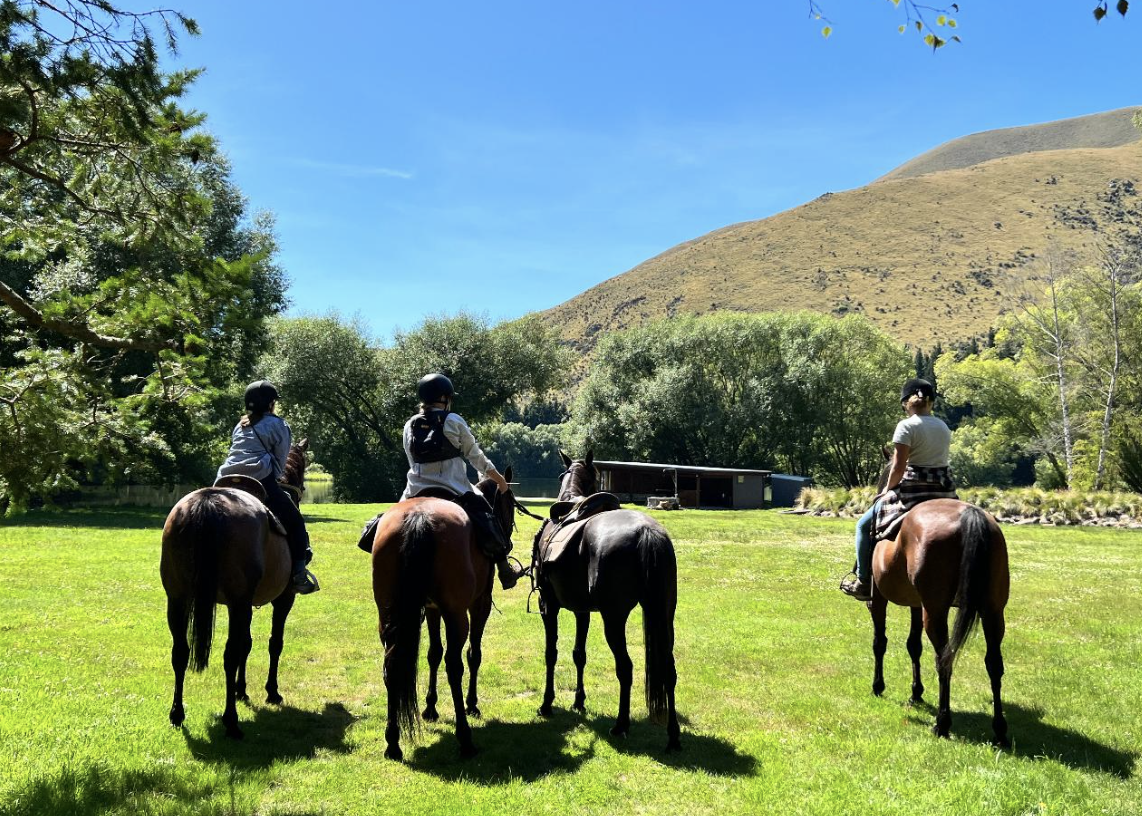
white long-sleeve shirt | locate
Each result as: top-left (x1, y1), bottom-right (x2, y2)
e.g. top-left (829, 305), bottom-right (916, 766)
top-left (400, 412), bottom-right (496, 499)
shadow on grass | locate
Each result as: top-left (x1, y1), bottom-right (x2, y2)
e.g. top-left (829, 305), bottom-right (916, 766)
top-left (407, 709), bottom-right (592, 783)
top-left (0, 506), bottom-right (168, 530)
top-left (184, 701), bottom-right (356, 770)
top-left (585, 715), bottom-right (758, 777)
top-left (906, 702), bottom-right (1137, 778)
top-left (404, 709), bottom-right (756, 783)
top-left (1, 764), bottom-right (220, 816)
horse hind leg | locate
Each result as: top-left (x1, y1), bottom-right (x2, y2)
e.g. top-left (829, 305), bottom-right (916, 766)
top-left (602, 607), bottom-right (634, 738)
top-left (167, 597), bottom-right (190, 727)
top-left (442, 610), bottom-right (477, 757)
top-left (538, 604), bottom-right (560, 717)
top-left (222, 603), bottom-right (254, 739)
top-left (922, 607), bottom-right (952, 738)
top-left (465, 593), bottom-right (492, 717)
top-left (907, 606), bottom-right (925, 704)
top-left (869, 595), bottom-right (888, 697)
top-left (423, 608), bottom-right (443, 722)
top-left (982, 609), bottom-right (1009, 748)
top-left (265, 591), bottom-right (296, 705)
top-left (572, 611), bottom-right (590, 713)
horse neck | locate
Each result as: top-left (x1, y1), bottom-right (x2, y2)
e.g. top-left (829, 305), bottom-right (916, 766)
top-left (283, 449), bottom-right (306, 489)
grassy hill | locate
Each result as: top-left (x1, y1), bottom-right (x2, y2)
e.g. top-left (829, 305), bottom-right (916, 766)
top-left (542, 111), bottom-right (1142, 353)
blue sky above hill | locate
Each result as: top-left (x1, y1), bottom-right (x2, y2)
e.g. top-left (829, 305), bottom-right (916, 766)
top-left (175, 1), bottom-right (1140, 339)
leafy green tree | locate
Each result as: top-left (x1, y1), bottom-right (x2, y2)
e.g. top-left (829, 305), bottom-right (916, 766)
top-left (264, 312), bottom-right (571, 501)
top-left (482, 422), bottom-right (569, 479)
top-left (0, 3), bottom-right (288, 511)
top-left (571, 311), bottom-right (909, 487)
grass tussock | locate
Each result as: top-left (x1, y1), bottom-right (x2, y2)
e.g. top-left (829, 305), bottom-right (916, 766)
top-left (796, 485), bottom-right (1142, 526)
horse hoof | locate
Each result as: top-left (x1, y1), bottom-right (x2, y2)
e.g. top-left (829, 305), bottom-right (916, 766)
top-left (422, 709), bottom-right (439, 722)
top-left (908, 695), bottom-right (924, 707)
top-left (225, 724), bottom-right (244, 740)
top-left (992, 735), bottom-right (1012, 749)
top-left (169, 705), bottom-right (185, 727)
top-left (572, 703), bottom-right (586, 715)
top-left (665, 739), bottom-right (682, 753)
top-left (872, 683), bottom-right (885, 697)
top-left (465, 705), bottom-right (481, 718)
top-left (610, 724), bottom-right (629, 738)
top-left (931, 724), bottom-right (950, 739)
top-left (266, 692), bottom-right (283, 706)
top-left (538, 705), bottom-right (554, 718)
top-left (460, 743), bottom-right (479, 759)
top-left (236, 692), bottom-right (250, 704)
top-left (384, 746), bottom-right (404, 761)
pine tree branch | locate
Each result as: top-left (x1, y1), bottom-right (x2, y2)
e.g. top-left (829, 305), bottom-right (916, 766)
top-left (0, 279), bottom-right (179, 352)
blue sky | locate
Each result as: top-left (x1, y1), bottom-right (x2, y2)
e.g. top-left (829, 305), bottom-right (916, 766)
top-left (175, 2), bottom-right (1140, 340)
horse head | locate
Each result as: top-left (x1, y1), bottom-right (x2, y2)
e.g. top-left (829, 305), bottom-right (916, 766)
top-left (477, 465), bottom-right (518, 537)
top-left (557, 449), bottom-right (598, 501)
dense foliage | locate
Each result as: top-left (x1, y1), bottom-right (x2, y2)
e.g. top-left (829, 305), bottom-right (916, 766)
top-left (570, 311), bottom-right (910, 487)
top-left (0, 2), bottom-right (286, 513)
top-left (263, 312), bottom-right (570, 501)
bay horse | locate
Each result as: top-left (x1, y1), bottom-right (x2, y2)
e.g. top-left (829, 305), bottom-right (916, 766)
top-left (533, 450), bottom-right (681, 752)
top-left (161, 438), bottom-right (310, 739)
top-left (369, 468), bottom-right (520, 761)
top-left (864, 448), bottom-right (1011, 746)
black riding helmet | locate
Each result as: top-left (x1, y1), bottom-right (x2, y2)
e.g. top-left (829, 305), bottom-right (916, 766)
top-left (900, 377), bottom-right (936, 404)
top-left (245, 379), bottom-right (279, 414)
top-left (417, 373), bottom-right (455, 404)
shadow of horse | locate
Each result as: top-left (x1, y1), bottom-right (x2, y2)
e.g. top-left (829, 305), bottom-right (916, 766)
top-left (406, 710), bottom-right (593, 782)
top-left (183, 702), bottom-right (356, 770)
top-left (584, 715), bottom-right (758, 777)
top-left (906, 702), bottom-right (1136, 778)
top-left (404, 711), bottom-right (757, 784)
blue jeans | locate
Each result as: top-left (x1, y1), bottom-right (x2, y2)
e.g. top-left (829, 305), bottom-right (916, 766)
top-left (854, 500), bottom-right (882, 582)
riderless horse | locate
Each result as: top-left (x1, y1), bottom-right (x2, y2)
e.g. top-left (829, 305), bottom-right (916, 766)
top-left (531, 451), bottom-right (681, 752)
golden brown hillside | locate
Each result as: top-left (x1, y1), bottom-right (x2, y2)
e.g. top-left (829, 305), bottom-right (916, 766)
top-left (543, 140), bottom-right (1142, 351)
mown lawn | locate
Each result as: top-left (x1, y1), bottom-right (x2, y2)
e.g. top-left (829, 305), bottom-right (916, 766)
top-left (1, 503), bottom-right (1140, 815)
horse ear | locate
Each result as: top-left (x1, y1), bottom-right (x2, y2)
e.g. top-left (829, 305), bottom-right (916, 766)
top-left (299, 437), bottom-right (309, 451)
top-left (559, 450), bottom-right (573, 468)
top-left (504, 465), bottom-right (513, 483)
top-left (882, 445), bottom-right (891, 462)
top-left (585, 449), bottom-right (594, 468)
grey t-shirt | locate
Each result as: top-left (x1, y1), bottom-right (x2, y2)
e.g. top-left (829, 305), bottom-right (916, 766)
top-left (217, 414), bottom-right (292, 482)
top-left (892, 414), bottom-right (951, 468)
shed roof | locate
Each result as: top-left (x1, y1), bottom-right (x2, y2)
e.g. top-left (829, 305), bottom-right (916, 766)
top-left (594, 460), bottom-right (772, 477)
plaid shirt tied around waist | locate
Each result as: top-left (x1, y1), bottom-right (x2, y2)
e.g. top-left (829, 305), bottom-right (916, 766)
top-left (874, 465), bottom-right (958, 542)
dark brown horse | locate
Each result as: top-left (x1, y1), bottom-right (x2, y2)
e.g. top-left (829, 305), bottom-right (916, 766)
top-left (369, 469), bottom-right (520, 760)
top-left (161, 438), bottom-right (309, 739)
top-left (533, 451), bottom-right (681, 752)
top-left (865, 451), bottom-right (1011, 745)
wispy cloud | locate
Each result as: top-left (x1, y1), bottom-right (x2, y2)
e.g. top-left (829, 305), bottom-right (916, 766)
top-left (288, 157), bottom-right (414, 179)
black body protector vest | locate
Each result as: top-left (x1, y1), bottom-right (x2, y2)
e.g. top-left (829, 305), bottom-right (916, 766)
top-left (409, 409), bottom-right (464, 464)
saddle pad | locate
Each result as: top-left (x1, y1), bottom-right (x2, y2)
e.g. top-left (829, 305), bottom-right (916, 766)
top-left (539, 517), bottom-right (591, 565)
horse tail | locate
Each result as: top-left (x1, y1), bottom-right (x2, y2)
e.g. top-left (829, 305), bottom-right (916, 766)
top-left (183, 492), bottom-right (226, 672)
top-left (941, 505), bottom-right (993, 674)
top-left (639, 523), bottom-right (678, 722)
top-left (388, 510), bottom-right (436, 739)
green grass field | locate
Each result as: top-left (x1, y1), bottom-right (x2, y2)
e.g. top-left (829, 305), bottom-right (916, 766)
top-left (2, 503), bottom-right (1141, 816)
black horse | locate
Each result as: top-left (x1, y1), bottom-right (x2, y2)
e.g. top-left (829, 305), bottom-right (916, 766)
top-left (532, 450), bottom-right (681, 751)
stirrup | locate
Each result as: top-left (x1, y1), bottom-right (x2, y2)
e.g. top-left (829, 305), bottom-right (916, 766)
top-left (293, 568), bottom-right (321, 595)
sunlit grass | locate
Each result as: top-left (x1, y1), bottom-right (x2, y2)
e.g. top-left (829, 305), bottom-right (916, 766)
top-left (1, 503), bottom-right (1140, 815)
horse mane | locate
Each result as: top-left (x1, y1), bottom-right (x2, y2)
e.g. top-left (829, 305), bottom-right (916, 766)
top-left (282, 444), bottom-right (307, 489)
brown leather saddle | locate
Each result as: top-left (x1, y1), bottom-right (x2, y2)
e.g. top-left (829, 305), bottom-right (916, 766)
top-left (212, 475), bottom-right (288, 536)
top-left (537, 492), bottom-right (622, 565)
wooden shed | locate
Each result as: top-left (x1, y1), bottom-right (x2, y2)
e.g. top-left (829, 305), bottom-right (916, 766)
top-left (594, 460), bottom-right (772, 509)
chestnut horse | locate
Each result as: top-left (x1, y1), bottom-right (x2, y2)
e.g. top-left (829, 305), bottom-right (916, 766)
top-left (161, 439), bottom-right (309, 739)
top-left (866, 452), bottom-right (1011, 746)
top-left (533, 451), bottom-right (681, 752)
top-left (370, 469), bottom-right (520, 761)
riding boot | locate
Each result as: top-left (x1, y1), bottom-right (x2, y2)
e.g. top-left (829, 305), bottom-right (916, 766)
top-left (495, 556), bottom-right (520, 590)
top-left (292, 559), bottom-right (320, 594)
top-left (358, 512), bottom-right (383, 553)
top-left (457, 492), bottom-right (521, 589)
